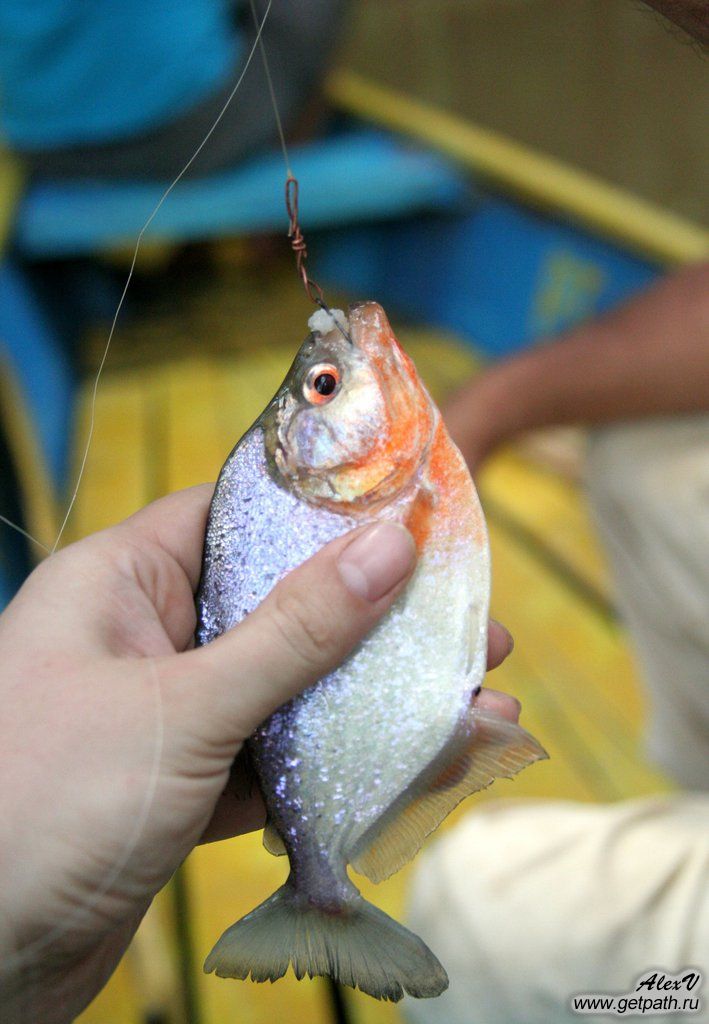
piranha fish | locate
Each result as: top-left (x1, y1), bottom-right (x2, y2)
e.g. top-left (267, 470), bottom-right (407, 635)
top-left (197, 302), bottom-right (546, 1002)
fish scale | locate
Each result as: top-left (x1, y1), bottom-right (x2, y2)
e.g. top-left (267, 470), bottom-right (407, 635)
top-left (198, 427), bottom-right (353, 642)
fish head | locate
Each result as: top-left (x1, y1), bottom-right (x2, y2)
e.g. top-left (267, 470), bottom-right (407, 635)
top-left (265, 302), bottom-right (436, 511)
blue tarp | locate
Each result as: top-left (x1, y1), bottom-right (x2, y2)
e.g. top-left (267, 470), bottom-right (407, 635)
top-left (14, 130), bottom-right (470, 256)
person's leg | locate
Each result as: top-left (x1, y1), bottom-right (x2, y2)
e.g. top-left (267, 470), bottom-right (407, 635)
top-left (22, 0), bottom-right (349, 181)
top-left (585, 415), bottom-right (709, 791)
top-left (405, 796), bottom-right (709, 1024)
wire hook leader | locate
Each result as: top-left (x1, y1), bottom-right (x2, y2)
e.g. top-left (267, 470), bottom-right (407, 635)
top-left (285, 174), bottom-right (325, 306)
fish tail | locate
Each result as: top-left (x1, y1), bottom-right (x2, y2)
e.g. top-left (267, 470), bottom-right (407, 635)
top-left (203, 877), bottom-right (448, 1002)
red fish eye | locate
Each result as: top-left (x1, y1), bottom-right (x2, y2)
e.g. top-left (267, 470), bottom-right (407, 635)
top-left (304, 364), bottom-right (340, 405)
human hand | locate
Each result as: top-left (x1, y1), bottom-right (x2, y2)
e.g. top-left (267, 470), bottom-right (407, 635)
top-left (0, 485), bottom-right (515, 1022)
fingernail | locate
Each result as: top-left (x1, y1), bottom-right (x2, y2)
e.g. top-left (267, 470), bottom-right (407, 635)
top-left (337, 523), bottom-right (416, 602)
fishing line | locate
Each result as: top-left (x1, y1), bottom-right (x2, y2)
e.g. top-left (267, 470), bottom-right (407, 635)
top-left (248, 0), bottom-right (354, 345)
top-left (0, 514), bottom-right (50, 555)
top-left (47, 0), bottom-right (276, 556)
top-left (248, 0), bottom-right (292, 178)
top-left (0, 0), bottom-right (275, 558)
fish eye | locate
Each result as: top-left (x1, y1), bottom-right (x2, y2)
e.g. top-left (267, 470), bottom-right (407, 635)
top-left (304, 364), bottom-right (340, 405)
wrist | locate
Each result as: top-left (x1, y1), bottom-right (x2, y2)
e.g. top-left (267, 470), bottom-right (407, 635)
top-left (0, 805), bottom-right (96, 1023)
top-left (446, 360), bottom-right (539, 469)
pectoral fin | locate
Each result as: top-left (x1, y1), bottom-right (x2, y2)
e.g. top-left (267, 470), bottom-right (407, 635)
top-left (351, 705), bottom-right (548, 884)
top-left (263, 818), bottom-right (287, 856)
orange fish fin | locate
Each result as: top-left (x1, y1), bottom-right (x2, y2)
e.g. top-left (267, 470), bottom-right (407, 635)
top-left (350, 707), bottom-right (548, 884)
top-left (263, 818), bottom-right (287, 857)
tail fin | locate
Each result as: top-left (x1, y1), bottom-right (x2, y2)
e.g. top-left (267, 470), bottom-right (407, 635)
top-left (204, 880), bottom-right (448, 1002)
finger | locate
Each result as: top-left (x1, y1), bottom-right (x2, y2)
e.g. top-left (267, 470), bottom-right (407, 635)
top-left (487, 619), bottom-right (514, 670)
top-left (119, 483), bottom-right (215, 591)
top-left (200, 750), bottom-right (266, 844)
top-left (170, 521), bottom-right (417, 744)
top-left (199, 790), bottom-right (266, 844)
top-left (474, 687), bottom-right (521, 723)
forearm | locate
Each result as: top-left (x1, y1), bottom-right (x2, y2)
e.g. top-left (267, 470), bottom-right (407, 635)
top-left (641, 0), bottom-right (709, 46)
top-left (452, 261), bottom-right (709, 459)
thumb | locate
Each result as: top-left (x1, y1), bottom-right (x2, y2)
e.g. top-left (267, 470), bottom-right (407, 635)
top-left (171, 521), bottom-right (416, 742)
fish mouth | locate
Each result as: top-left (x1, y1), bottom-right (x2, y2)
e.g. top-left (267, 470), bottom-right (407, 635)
top-left (347, 301), bottom-right (389, 344)
top-left (307, 302), bottom-right (392, 353)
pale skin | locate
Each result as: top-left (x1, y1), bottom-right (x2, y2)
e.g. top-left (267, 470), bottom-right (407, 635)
top-left (0, 483), bottom-right (516, 1024)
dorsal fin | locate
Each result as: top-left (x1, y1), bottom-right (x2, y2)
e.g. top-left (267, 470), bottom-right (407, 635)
top-left (350, 706), bottom-right (548, 884)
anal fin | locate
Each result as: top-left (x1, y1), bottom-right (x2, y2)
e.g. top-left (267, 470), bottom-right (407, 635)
top-left (351, 705), bottom-right (548, 884)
